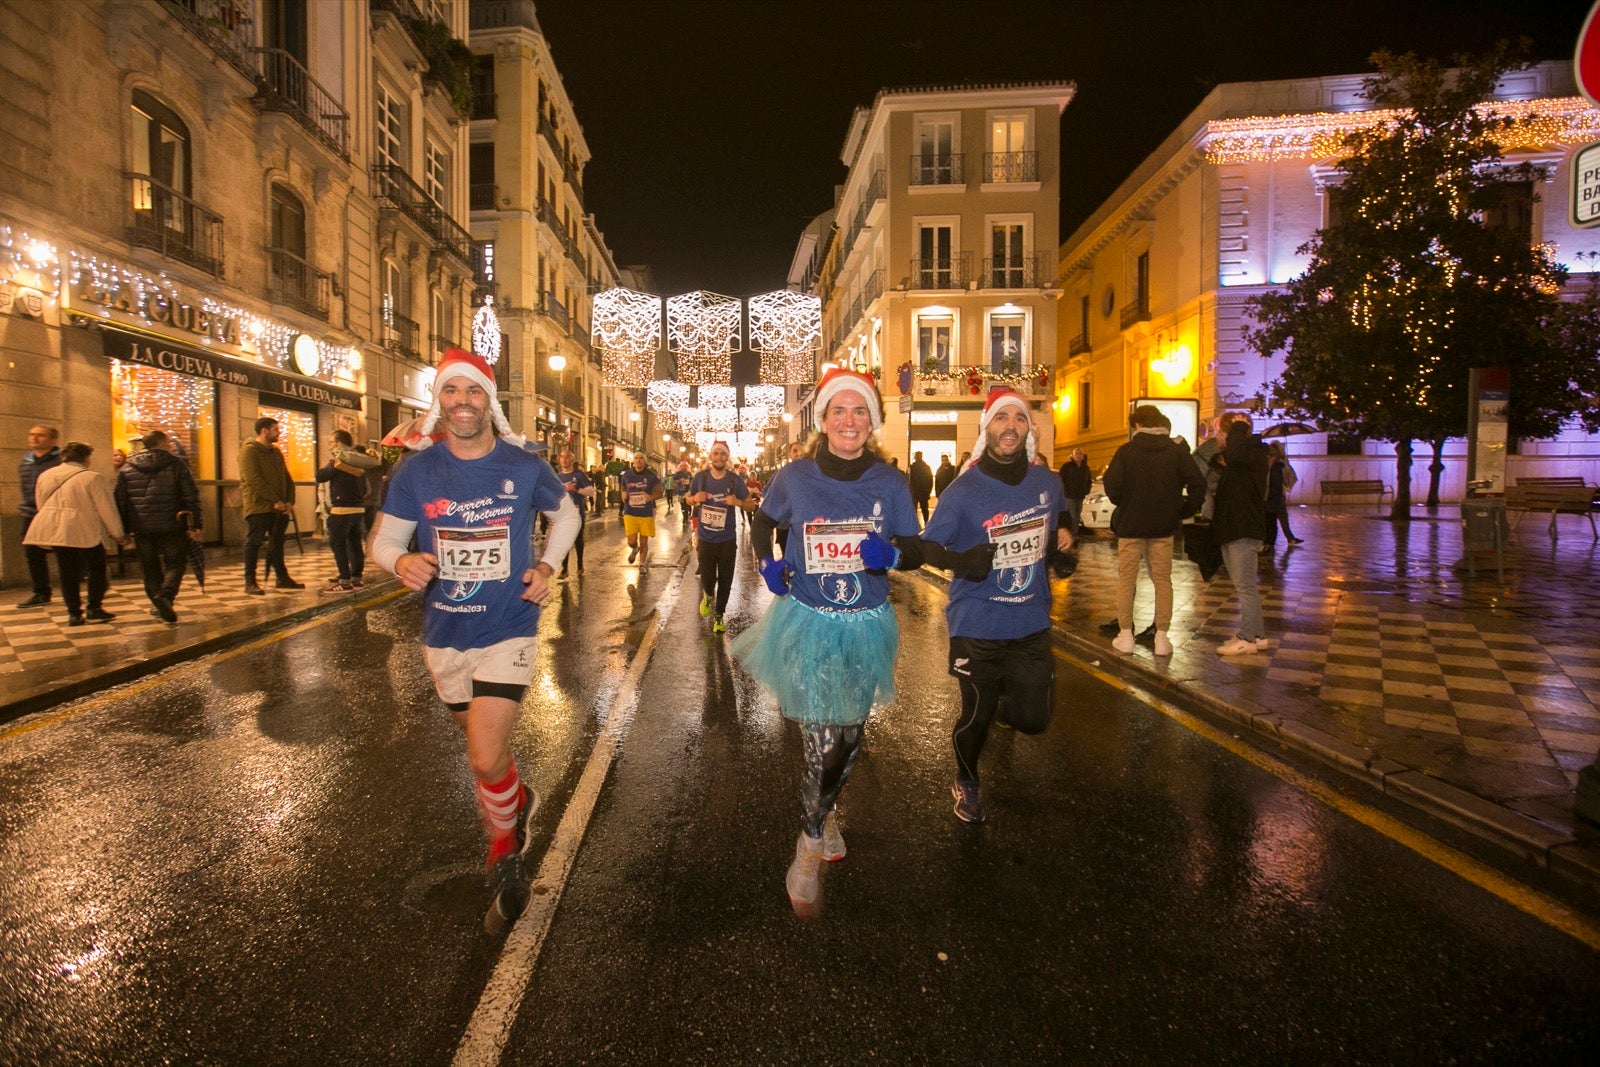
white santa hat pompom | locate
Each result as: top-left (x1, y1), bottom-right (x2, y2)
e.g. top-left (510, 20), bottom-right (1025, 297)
top-left (965, 386), bottom-right (1036, 470)
top-left (416, 347), bottom-right (525, 450)
top-left (812, 366), bottom-right (883, 432)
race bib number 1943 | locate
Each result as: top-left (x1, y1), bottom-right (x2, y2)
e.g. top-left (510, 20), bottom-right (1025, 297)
top-left (988, 516), bottom-right (1046, 570)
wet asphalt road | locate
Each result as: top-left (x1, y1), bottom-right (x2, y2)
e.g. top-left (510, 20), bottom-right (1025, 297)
top-left (1, 514), bottom-right (1596, 1065)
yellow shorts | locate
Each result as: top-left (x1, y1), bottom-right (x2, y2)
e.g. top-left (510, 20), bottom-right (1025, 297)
top-left (623, 514), bottom-right (656, 539)
top-left (423, 635), bottom-right (538, 705)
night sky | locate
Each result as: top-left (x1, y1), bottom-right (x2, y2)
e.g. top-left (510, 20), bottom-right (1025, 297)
top-left (532, 0), bottom-right (1595, 295)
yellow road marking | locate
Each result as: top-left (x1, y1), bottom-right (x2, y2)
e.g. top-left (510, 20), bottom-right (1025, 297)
top-left (1057, 648), bottom-right (1600, 952)
top-left (0, 589), bottom-right (407, 743)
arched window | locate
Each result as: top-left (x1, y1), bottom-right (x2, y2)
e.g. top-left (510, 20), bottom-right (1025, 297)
top-left (131, 90), bottom-right (189, 196)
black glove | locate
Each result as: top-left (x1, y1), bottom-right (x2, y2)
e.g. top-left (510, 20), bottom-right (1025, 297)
top-left (1048, 546), bottom-right (1078, 579)
top-left (950, 543), bottom-right (997, 581)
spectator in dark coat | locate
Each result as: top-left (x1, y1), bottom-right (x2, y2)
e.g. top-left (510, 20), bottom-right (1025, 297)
top-left (17, 424), bottom-right (62, 607)
top-left (1057, 448), bottom-right (1093, 537)
top-left (933, 455), bottom-right (957, 500)
top-left (908, 451), bottom-right (935, 525)
top-left (1210, 417), bottom-right (1270, 656)
top-left (1103, 407), bottom-right (1205, 657)
top-left (115, 430), bottom-right (203, 623)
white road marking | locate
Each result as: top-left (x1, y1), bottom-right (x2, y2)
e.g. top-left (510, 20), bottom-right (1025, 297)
top-left (453, 546), bottom-right (686, 1066)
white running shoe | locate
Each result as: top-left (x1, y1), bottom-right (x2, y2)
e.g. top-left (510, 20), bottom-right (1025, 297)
top-left (785, 831), bottom-right (824, 918)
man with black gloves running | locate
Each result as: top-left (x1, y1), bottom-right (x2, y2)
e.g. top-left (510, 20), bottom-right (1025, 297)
top-left (919, 387), bottom-right (1073, 824)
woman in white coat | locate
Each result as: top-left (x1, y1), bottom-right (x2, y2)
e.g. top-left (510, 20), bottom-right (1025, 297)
top-left (23, 441), bottom-right (127, 625)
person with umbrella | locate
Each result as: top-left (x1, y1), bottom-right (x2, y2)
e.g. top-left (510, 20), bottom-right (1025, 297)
top-left (115, 430), bottom-right (202, 624)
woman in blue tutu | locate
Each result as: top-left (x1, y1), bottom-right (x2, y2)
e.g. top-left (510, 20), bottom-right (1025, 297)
top-left (732, 367), bottom-right (921, 918)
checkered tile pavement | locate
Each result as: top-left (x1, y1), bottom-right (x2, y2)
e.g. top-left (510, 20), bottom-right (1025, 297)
top-left (1053, 507), bottom-right (1600, 831)
top-left (0, 542), bottom-right (378, 678)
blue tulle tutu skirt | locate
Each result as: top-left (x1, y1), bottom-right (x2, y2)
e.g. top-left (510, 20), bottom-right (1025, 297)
top-left (731, 596), bottom-right (899, 725)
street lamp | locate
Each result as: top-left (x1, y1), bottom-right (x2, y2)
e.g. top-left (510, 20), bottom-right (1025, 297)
top-left (548, 353), bottom-right (566, 450)
top-left (628, 409), bottom-right (640, 450)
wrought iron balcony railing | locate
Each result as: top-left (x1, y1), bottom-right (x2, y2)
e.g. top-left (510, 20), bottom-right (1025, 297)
top-left (265, 247), bottom-right (331, 320)
top-left (1068, 333), bottom-right (1091, 357)
top-left (981, 151), bottom-right (1039, 183)
top-left (908, 253), bottom-right (971, 290)
top-left (431, 208), bottom-right (474, 269)
top-left (380, 307), bottom-right (421, 362)
top-left (126, 173), bottom-right (225, 277)
top-left (910, 153), bottom-right (963, 187)
top-left (1120, 297), bottom-right (1152, 330)
top-left (371, 164), bottom-right (436, 234)
top-left (250, 47), bottom-right (350, 159)
top-left (470, 183), bottom-right (496, 211)
top-left (979, 255), bottom-right (1049, 289)
top-left (159, 0), bottom-right (255, 79)
top-left (542, 291), bottom-right (570, 333)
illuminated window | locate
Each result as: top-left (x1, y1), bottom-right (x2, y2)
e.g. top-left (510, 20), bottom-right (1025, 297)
top-left (986, 112), bottom-right (1033, 182)
top-left (916, 313), bottom-right (953, 374)
top-left (988, 310), bottom-right (1027, 372)
top-left (913, 117), bottom-right (958, 185)
top-left (130, 90), bottom-right (190, 228)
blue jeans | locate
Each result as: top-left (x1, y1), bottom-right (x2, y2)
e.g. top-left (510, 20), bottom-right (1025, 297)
top-left (1219, 537), bottom-right (1263, 641)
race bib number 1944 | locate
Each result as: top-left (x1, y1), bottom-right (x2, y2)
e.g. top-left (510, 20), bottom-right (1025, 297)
top-left (803, 520), bottom-right (872, 574)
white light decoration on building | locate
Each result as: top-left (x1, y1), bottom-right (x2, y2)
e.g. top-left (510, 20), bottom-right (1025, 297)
top-left (748, 289), bottom-right (820, 384)
top-left (593, 287), bottom-right (661, 387)
top-left (667, 290), bottom-right (741, 385)
top-left (112, 357), bottom-right (213, 438)
top-left (1202, 96), bottom-right (1600, 164)
top-left (646, 379), bottom-right (690, 412)
top-left (472, 298), bottom-right (502, 364)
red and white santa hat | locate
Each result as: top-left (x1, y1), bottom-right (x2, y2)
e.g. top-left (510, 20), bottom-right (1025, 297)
top-left (416, 347), bottom-right (524, 449)
top-left (966, 386), bottom-right (1036, 469)
top-left (812, 366), bottom-right (882, 432)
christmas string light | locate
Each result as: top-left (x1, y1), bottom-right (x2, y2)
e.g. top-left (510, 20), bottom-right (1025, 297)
top-left (593, 287), bottom-right (661, 386)
top-left (748, 289), bottom-right (820, 384)
top-left (1202, 96), bottom-right (1600, 164)
top-left (743, 384), bottom-right (785, 411)
top-left (472, 298), bottom-right (502, 364)
top-left (667, 290), bottom-right (740, 385)
top-left (646, 379), bottom-right (690, 412)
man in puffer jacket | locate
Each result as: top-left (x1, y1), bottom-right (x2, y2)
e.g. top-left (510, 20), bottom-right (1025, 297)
top-left (314, 430), bottom-right (380, 592)
top-left (1102, 405), bottom-right (1205, 657)
top-left (115, 430), bottom-right (202, 624)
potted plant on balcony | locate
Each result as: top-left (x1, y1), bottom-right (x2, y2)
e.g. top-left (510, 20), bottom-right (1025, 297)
top-left (408, 18), bottom-right (475, 122)
top-left (920, 355), bottom-right (940, 394)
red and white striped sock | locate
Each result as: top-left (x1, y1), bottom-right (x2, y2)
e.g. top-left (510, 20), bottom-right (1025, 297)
top-left (477, 763), bottom-right (525, 866)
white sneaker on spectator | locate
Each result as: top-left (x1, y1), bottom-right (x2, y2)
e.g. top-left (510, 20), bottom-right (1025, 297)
top-left (1217, 636), bottom-right (1261, 656)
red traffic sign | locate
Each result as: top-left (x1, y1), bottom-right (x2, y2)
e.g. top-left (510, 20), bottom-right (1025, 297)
top-left (1578, 1), bottom-right (1600, 107)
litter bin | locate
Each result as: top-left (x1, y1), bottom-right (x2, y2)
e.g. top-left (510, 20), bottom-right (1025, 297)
top-left (1461, 496), bottom-right (1507, 580)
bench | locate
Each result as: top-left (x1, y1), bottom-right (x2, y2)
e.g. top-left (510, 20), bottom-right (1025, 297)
top-left (1319, 479), bottom-right (1393, 508)
top-left (1503, 476), bottom-right (1598, 539)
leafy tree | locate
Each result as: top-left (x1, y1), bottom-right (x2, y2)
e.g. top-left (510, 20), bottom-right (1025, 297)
top-left (1248, 43), bottom-right (1600, 519)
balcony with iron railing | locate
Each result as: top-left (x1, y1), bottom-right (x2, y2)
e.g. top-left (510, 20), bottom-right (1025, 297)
top-left (371, 164), bottom-right (436, 235)
top-left (541, 291), bottom-right (570, 333)
top-left (979, 255), bottom-right (1051, 289)
top-left (908, 253), bottom-right (971, 290)
top-left (909, 153), bottom-right (964, 187)
top-left (1068, 333), bottom-right (1091, 357)
top-left (380, 307), bottom-right (421, 362)
top-left (265, 247), bottom-right (331, 320)
top-left (126, 173), bottom-right (225, 277)
top-left (250, 47), bottom-right (350, 160)
top-left (431, 207), bottom-right (474, 269)
top-left (981, 151), bottom-right (1039, 184)
top-left (470, 183), bottom-right (496, 211)
top-left (914, 363), bottom-right (1052, 398)
top-left (159, 0), bottom-right (255, 79)
top-left (1120, 295), bottom-right (1152, 330)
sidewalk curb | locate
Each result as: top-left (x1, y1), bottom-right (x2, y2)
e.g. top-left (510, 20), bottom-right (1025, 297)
top-left (911, 564), bottom-right (1600, 905)
top-left (1050, 625), bottom-right (1600, 904)
top-left (0, 582), bottom-right (405, 727)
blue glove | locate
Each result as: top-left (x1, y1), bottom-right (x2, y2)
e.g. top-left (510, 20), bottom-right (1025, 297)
top-left (759, 556), bottom-right (791, 596)
top-left (859, 530), bottom-right (900, 572)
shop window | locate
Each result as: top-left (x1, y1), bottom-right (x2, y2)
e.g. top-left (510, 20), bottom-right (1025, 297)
top-left (258, 404), bottom-right (317, 486)
top-left (110, 358), bottom-right (219, 532)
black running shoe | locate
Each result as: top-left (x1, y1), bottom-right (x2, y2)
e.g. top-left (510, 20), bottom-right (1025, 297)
top-left (485, 857), bottom-right (530, 934)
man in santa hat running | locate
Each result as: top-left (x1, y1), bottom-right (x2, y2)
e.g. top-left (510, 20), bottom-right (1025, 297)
top-left (369, 347), bottom-right (581, 932)
top-left (919, 387), bottom-right (1074, 823)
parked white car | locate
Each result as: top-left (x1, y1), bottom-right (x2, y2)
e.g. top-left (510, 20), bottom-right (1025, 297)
top-left (1080, 478), bottom-right (1116, 530)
